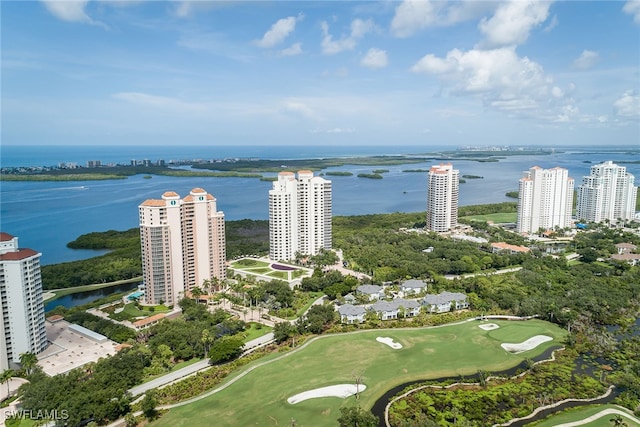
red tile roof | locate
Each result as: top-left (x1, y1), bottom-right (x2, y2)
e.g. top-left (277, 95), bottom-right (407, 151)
top-left (0, 248), bottom-right (39, 261)
top-left (0, 232), bottom-right (15, 242)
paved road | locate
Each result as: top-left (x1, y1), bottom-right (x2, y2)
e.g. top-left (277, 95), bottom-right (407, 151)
top-left (444, 266), bottom-right (523, 280)
top-left (128, 333), bottom-right (274, 396)
top-left (552, 408), bottom-right (640, 427)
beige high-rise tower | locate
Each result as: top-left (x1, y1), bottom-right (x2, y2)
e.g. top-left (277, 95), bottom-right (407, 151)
top-left (139, 188), bottom-right (226, 305)
top-left (269, 171), bottom-right (332, 261)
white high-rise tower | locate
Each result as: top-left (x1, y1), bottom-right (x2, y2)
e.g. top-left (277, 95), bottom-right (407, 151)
top-left (516, 166), bottom-right (574, 234)
top-left (426, 163), bottom-right (459, 232)
top-left (576, 161), bottom-right (636, 224)
top-left (269, 171), bottom-right (332, 261)
top-left (0, 233), bottom-right (47, 370)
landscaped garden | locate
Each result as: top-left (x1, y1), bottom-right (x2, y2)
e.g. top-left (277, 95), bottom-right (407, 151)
top-left (151, 319), bottom-right (566, 427)
top-left (102, 302), bottom-right (171, 321)
top-left (229, 257), bottom-right (310, 282)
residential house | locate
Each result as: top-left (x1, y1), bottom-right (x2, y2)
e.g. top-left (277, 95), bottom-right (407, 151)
top-left (491, 242), bottom-right (531, 255)
top-left (611, 244), bottom-right (640, 266)
top-left (616, 243), bottom-right (637, 255)
top-left (400, 279), bottom-right (428, 296)
top-left (369, 299), bottom-right (421, 320)
top-left (356, 284), bottom-right (383, 301)
top-left (337, 304), bottom-right (367, 324)
top-left (422, 292), bottom-right (469, 313)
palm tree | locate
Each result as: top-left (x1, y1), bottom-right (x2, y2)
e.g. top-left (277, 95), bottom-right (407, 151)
top-left (19, 352), bottom-right (38, 376)
top-left (191, 287), bottom-right (203, 304)
top-left (202, 279), bottom-right (211, 296)
top-left (0, 369), bottom-right (14, 400)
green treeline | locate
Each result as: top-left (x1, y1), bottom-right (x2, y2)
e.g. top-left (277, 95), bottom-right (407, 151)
top-left (505, 191), bottom-right (519, 199)
top-left (325, 171), bottom-right (354, 176)
top-left (64, 311), bottom-right (136, 342)
top-left (357, 173), bottom-right (383, 179)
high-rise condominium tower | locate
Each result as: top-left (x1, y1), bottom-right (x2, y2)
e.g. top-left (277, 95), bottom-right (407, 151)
top-left (0, 233), bottom-right (47, 370)
top-left (426, 163), bottom-right (459, 232)
top-left (139, 188), bottom-right (226, 305)
top-left (576, 161), bottom-right (637, 224)
top-left (516, 166), bottom-right (574, 234)
top-left (269, 171), bottom-right (332, 261)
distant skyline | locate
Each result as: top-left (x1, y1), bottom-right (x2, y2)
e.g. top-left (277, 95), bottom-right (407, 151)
top-left (2, 0), bottom-right (639, 147)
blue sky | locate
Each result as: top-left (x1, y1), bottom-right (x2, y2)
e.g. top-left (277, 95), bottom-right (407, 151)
top-left (2, 0), bottom-right (639, 146)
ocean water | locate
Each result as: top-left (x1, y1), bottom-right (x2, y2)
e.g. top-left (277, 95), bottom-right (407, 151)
top-left (1, 145), bottom-right (638, 265)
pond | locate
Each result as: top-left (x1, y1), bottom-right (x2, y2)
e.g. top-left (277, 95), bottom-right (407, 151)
top-left (44, 282), bottom-right (139, 312)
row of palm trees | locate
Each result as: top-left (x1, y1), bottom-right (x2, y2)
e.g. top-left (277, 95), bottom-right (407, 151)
top-left (0, 352), bottom-right (38, 401)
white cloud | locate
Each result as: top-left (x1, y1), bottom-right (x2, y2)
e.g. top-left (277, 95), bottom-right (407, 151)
top-left (390, 0), bottom-right (441, 38)
top-left (40, 0), bottom-right (105, 26)
top-left (311, 127), bottom-right (355, 134)
top-left (280, 43), bottom-right (303, 56)
top-left (255, 14), bottom-right (303, 48)
top-left (283, 100), bottom-right (320, 120)
top-left (623, 0), bottom-right (640, 24)
top-left (173, 1), bottom-right (224, 18)
top-left (361, 48), bottom-right (388, 69)
top-left (321, 18), bottom-right (374, 54)
top-left (411, 46), bottom-right (573, 118)
top-left (479, 1), bottom-right (552, 47)
top-left (543, 14), bottom-right (558, 32)
top-left (613, 90), bottom-right (640, 119)
top-left (112, 92), bottom-right (205, 112)
top-left (390, 0), bottom-right (493, 37)
top-left (572, 50), bottom-right (599, 70)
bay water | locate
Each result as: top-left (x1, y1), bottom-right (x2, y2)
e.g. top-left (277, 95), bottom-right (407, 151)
top-left (1, 145), bottom-right (638, 266)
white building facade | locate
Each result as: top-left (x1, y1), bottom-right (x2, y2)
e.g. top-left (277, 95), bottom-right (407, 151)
top-left (269, 171), bottom-right (332, 261)
top-left (576, 161), bottom-right (637, 224)
top-left (139, 188), bottom-right (226, 305)
top-left (426, 163), bottom-right (459, 232)
top-left (516, 166), bottom-right (574, 234)
top-left (0, 233), bottom-right (47, 371)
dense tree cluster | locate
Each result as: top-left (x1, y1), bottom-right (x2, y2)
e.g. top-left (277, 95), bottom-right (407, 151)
top-left (333, 213), bottom-right (520, 281)
top-left (300, 269), bottom-right (359, 299)
top-left (64, 311), bottom-right (136, 343)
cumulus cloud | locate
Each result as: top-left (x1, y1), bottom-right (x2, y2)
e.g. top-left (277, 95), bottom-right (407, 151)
top-left (361, 48), bottom-right (388, 69)
top-left (390, 0), bottom-right (494, 37)
top-left (411, 46), bottom-right (573, 118)
top-left (613, 90), bottom-right (640, 119)
top-left (40, 0), bottom-right (105, 26)
top-left (572, 50), bottom-right (600, 70)
top-left (623, 0), bottom-right (640, 24)
top-left (479, 0), bottom-right (552, 47)
top-left (255, 14), bottom-right (303, 48)
top-left (280, 43), bottom-right (303, 56)
top-left (321, 18), bottom-right (374, 54)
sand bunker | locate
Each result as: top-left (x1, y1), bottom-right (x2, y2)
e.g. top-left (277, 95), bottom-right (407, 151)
top-left (287, 384), bottom-right (367, 404)
top-left (501, 335), bottom-right (552, 353)
top-left (479, 323), bottom-right (499, 331)
top-left (376, 337), bottom-right (402, 349)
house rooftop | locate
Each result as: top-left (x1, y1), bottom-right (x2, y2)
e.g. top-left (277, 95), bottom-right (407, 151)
top-left (401, 279), bottom-right (428, 289)
top-left (337, 304), bottom-right (366, 316)
top-left (356, 284), bottom-right (383, 294)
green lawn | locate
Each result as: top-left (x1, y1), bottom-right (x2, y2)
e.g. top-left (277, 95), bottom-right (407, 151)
top-left (530, 404), bottom-right (640, 427)
top-left (231, 258), bottom-right (270, 269)
top-left (152, 319), bottom-right (566, 427)
top-left (108, 303), bottom-right (170, 321)
top-left (240, 322), bottom-right (273, 343)
top-left (461, 212), bottom-right (517, 223)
